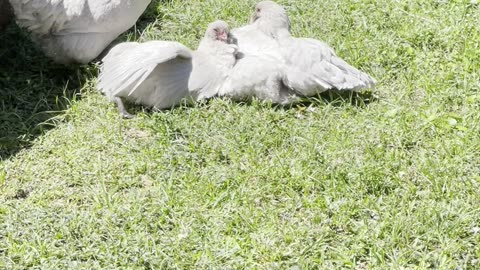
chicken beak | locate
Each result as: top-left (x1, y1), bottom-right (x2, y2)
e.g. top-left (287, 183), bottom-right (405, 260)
top-left (218, 31), bottom-right (228, 42)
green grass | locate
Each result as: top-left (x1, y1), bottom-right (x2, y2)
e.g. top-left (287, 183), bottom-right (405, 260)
top-left (1, 0), bottom-right (479, 268)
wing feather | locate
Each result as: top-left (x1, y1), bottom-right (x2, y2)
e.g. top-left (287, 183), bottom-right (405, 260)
top-left (282, 38), bottom-right (376, 96)
top-left (98, 41), bottom-right (194, 109)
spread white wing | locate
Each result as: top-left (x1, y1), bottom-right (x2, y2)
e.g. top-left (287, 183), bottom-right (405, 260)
top-left (281, 38), bottom-right (376, 96)
top-left (98, 41), bottom-right (193, 109)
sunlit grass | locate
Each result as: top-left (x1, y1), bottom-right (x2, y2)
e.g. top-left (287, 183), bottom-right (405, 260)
top-left (0, 0), bottom-right (479, 268)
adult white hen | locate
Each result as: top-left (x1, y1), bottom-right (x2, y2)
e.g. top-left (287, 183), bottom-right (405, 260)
top-left (97, 20), bottom-right (237, 118)
top-left (9, 0), bottom-right (151, 64)
top-left (221, 0), bottom-right (376, 104)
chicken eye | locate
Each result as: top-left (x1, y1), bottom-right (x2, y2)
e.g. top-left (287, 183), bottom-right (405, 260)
top-left (256, 8), bottom-right (261, 12)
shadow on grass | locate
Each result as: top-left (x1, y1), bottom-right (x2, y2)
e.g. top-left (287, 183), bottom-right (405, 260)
top-left (208, 90), bottom-right (379, 111)
top-left (0, 4), bottom-right (167, 159)
top-left (313, 89), bottom-right (378, 107)
top-left (144, 89), bottom-right (379, 118)
top-left (139, 0), bottom-right (170, 27)
top-left (0, 24), bottom-right (92, 159)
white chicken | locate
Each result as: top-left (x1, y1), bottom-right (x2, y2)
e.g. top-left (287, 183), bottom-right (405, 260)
top-left (97, 20), bottom-right (237, 118)
top-left (98, 1), bottom-right (377, 116)
top-left (9, 0), bottom-right (151, 64)
top-left (220, 1), bottom-right (377, 104)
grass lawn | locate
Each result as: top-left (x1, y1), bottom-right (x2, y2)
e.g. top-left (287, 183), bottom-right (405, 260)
top-left (1, 0), bottom-right (479, 268)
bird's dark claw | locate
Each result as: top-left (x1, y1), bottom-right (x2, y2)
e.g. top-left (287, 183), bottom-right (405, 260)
top-left (114, 97), bottom-right (135, 119)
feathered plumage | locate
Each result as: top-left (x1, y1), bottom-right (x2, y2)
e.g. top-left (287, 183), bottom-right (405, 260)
top-left (220, 0), bottom-right (376, 104)
top-left (9, 0), bottom-right (151, 64)
top-left (97, 20), bottom-right (237, 118)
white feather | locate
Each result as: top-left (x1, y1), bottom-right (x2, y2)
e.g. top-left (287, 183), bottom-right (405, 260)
top-left (10, 0), bottom-right (151, 64)
top-left (218, 23), bottom-right (297, 104)
top-left (280, 37), bottom-right (377, 96)
top-left (189, 40), bottom-right (238, 100)
top-left (98, 41), bottom-right (193, 109)
top-left (219, 1), bottom-right (376, 104)
top-left (97, 20), bottom-right (238, 111)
